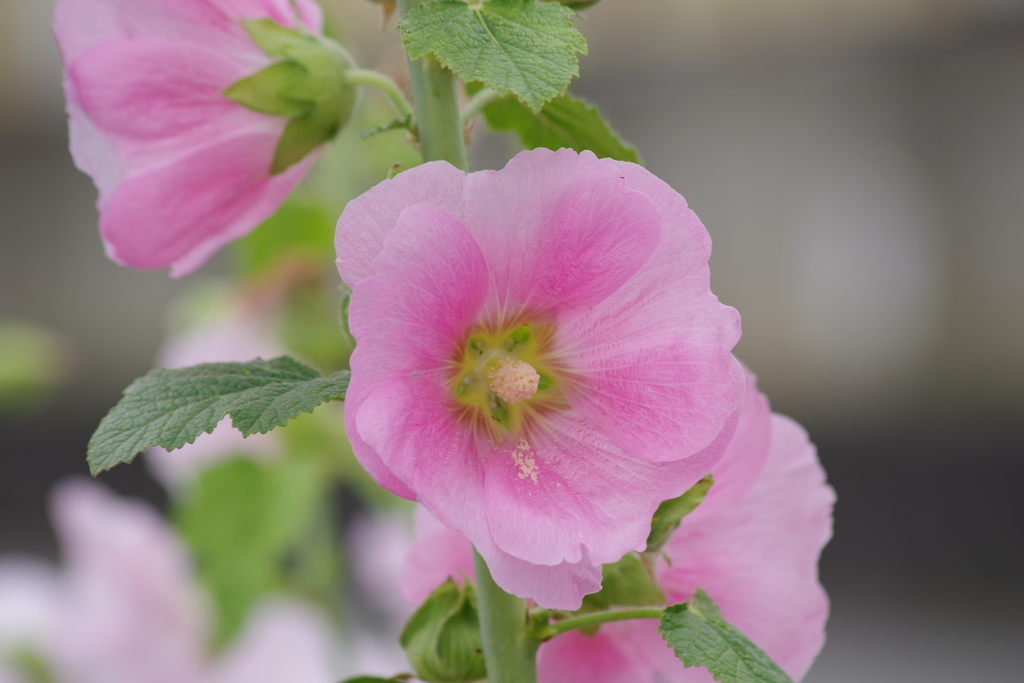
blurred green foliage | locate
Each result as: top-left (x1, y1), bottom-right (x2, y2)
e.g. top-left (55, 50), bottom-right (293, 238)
top-left (0, 320), bottom-right (72, 415)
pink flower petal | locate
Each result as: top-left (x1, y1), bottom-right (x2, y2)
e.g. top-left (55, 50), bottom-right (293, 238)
top-left (481, 542), bottom-right (602, 611)
top-left (698, 366), bottom-right (772, 516)
top-left (346, 203), bottom-right (490, 500)
top-left (356, 376), bottom-right (488, 538)
top-left (556, 160), bottom-right (743, 463)
top-left (661, 415), bottom-right (835, 681)
top-left (335, 161), bottom-right (468, 286)
top-left (400, 507), bottom-right (475, 605)
top-left (69, 40), bottom-right (249, 142)
top-left (98, 130), bottom-right (311, 276)
top-left (537, 623), bottom-right (657, 683)
top-left (462, 149), bottom-right (663, 322)
top-left (49, 480), bottom-right (209, 683)
top-left (482, 409), bottom-right (731, 569)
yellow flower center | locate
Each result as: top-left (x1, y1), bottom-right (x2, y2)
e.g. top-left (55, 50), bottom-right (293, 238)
top-left (450, 323), bottom-right (559, 435)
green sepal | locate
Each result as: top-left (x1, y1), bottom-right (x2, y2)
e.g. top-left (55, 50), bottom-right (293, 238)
top-left (86, 357), bottom-right (350, 475)
top-left (579, 553), bottom-right (665, 615)
top-left (659, 589), bottom-right (795, 683)
top-left (470, 86), bottom-right (640, 163)
top-left (646, 474), bottom-right (714, 553)
top-left (400, 0), bottom-right (587, 112)
top-left (400, 579), bottom-right (487, 683)
top-left (225, 19), bottom-right (358, 174)
top-left (223, 61), bottom-right (312, 117)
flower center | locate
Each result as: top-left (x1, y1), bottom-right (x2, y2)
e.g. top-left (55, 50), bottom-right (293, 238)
top-left (450, 323), bottom-right (559, 434)
top-left (487, 358), bottom-right (540, 404)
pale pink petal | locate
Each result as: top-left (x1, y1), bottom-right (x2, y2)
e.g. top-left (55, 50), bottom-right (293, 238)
top-left (335, 162), bottom-right (468, 286)
top-left (480, 542), bottom-right (602, 611)
top-left (537, 621), bottom-right (659, 683)
top-left (209, 599), bottom-right (336, 683)
top-left (555, 159), bottom-right (743, 463)
top-left (400, 507), bottom-right (602, 611)
top-left (54, 0), bottom-right (263, 61)
top-left (346, 204), bottom-right (490, 499)
top-left (660, 415), bottom-right (835, 681)
top-left (69, 41), bottom-right (248, 142)
top-left (698, 366), bottom-right (771, 516)
top-left (49, 480), bottom-right (209, 683)
top-left (98, 131), bottom-right (312, 276)
top-left (400, 507), bottom-right (475, 605)
top-left (356, 376), bottom-right (488, 539)
top-left (482, 408), bottom-right (733, 570)
top-left (461, 149), bottom-right (663, 322)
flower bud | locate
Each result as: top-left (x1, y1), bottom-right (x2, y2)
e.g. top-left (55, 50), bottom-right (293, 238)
top-left (400, 579), bottom-right (487, 683)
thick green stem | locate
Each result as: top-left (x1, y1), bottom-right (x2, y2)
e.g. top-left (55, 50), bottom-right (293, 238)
top-left (397, 0), bottom-right (468, 170)
top-left (473, 549), bottom-right (539, 683)
top-left (544, 608), bottom-right (664, 639)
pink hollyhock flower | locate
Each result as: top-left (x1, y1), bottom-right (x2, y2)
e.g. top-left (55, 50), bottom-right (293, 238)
top-left (399, 370), bottom-right (835, 682)
top-left (45, 480), bottom-right (337, 683)
top-left (54, 0), bottom-right (325, 276)
top-left (335, 148), bottom-right (744, 609)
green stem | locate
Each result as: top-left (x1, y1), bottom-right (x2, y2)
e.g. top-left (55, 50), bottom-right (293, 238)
top-left (473, 548), bottom-right (539, 683)
top-left (397, 0), bottom-right (468, 170)
top-left (345, 68), bottom-right (413, 120)
top-left (460, 87), bottom-right (500, 125)
top-left (544, 608), bottom-right (664, 639)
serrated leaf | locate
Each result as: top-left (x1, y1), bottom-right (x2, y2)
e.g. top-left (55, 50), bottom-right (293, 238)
top-left (400, 0), bottom-right (587, 112)
top-left (646, 474), bottom-right (714, 553)
top-left (579, 553), bottom-right (665, 613)
top-left (659, 589), bottom-right (794, 683)
top-left (87, 357), bottom-right (350, 475)
top-left (480, 92), bottom-right (639, 163)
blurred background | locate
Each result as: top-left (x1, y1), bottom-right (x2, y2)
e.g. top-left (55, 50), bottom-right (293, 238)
top-left (1, 0), bottom-right (1022, 681)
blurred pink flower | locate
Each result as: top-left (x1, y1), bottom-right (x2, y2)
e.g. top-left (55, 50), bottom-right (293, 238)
top-left (400, 371), bottom-right (834, 682)
top-left (336, 148), bottom-right (744, 609)
top-left (53, 0), bottom-right (325, 276)
top-left (0, 480), bottom-right (336, 683)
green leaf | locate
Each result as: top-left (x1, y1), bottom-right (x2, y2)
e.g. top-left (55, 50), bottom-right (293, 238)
top-left (176, 456), bottom-right (325, 644)
top-left (579, 553), bottom-right (665, 613)
top-left (400, 0), bottom-right (587, 112)
top-left (478, 92), bottom-right (640, 163)
top-left (339, 678), bottom-right (411, 683)
top-left (646, 474), bottom-right (714, 553)
top-left (87, 357), bottom-right (350, 475)
top-left (400, 579), bottom-right (486, 683)
top-left (659, 589), bottom-right (794, 683)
